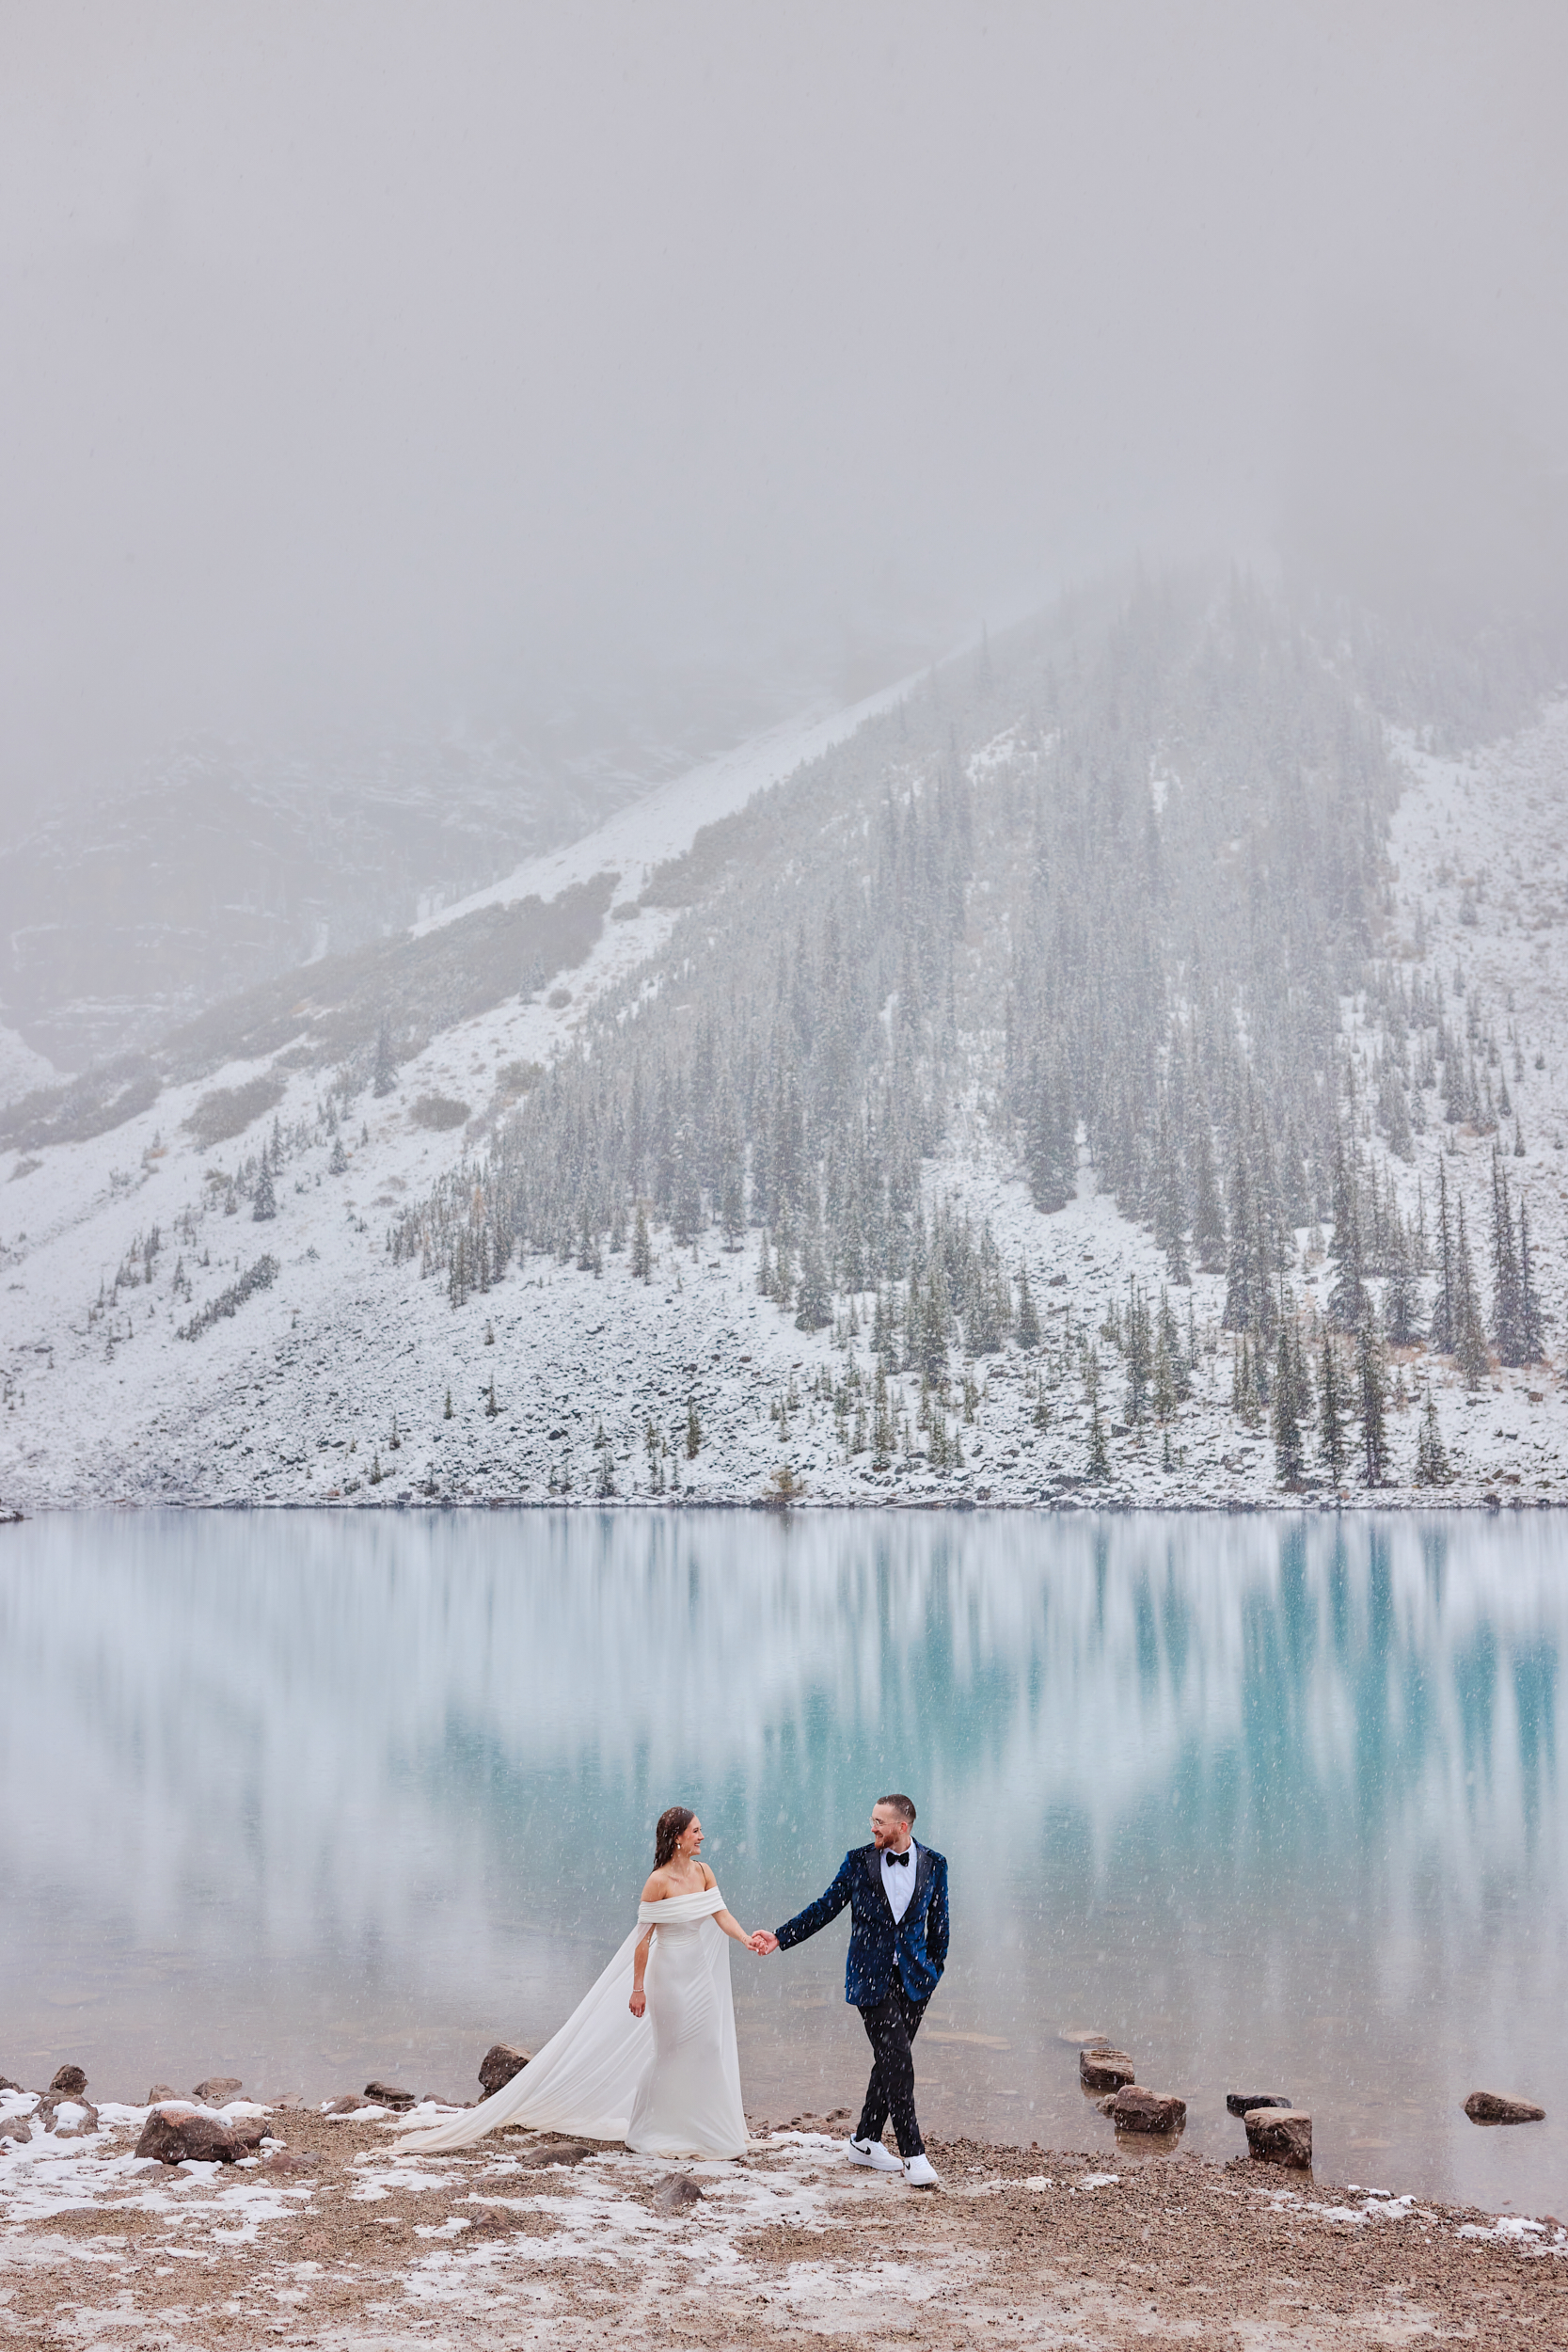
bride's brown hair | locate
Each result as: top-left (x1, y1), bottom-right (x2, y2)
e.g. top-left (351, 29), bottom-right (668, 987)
top-left (655, 1805), bottom-right (696, 1868)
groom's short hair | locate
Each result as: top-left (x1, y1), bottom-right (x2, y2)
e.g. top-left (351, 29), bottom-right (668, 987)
top-left (877, 1792), bottom-right (917, 1824)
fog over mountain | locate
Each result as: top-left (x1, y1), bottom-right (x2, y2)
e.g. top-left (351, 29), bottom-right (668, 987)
top-left (3, 5), bottom-right (1564, 865)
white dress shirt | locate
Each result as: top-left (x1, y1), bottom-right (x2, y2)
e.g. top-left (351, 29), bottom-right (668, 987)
top-left (881, 1838), bottom-right (919, 1924)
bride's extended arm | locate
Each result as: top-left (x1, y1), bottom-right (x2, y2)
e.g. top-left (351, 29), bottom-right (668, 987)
top-left (628, 1925), bottom-right (654, 2017)
top-left (696, 1867), bottom-right (760, 1950)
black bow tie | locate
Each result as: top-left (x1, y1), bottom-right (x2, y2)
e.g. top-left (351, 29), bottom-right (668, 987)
top-left (884, 1849), bottom-right (911, 1867)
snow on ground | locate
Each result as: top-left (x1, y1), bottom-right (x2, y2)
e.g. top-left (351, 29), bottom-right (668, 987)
top-left (2, 699), bottom-right (1568, 1514)
top-left (0, 2101), bottom-right (1561, 2350)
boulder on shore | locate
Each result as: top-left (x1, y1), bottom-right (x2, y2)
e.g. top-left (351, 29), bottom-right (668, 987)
top-left (364, 2081), bottom-right (417, 2111)
top-left (654, 2173), bottom-right (705, 2213)
top-left (48, 2065), bottom-right (87, 2098)
top-left (1464, 2090), bottom-right (1545, 2125)
top-left (479, 2043), bottom-right (531, 2099)
top-left (1244, 2106), bottom-right (1312, 2169)
top-left (1112, 2086), bottom-right (1186, 2135)
top-left (192, 2076), bottom-right (243, 2106)
top-left (1227, 2092), bottom-right (1289, 2118)
top-left (135, 2106), bottom-right (264, 2166)
top-left (147, 2084), bottom-right (177, 2103)
top-left (1079, 2046), bottom-right (1136, 2093)
top-left (41, 2098), bottom-right (99, 2138)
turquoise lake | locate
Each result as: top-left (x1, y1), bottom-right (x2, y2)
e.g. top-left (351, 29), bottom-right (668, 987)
top-left (2, 1508), bottom-right (1564, 2216)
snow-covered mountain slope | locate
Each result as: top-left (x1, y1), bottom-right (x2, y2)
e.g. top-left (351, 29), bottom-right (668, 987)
top-left (2, 615), bottom-right (1566, 1516)
top-left (0, 665), bottom-right (849, 1074)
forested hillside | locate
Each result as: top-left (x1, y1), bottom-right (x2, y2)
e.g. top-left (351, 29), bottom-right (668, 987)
top-left (2, 572), bottom-right (1563, 1509)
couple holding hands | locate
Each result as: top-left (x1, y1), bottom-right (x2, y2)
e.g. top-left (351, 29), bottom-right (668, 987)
top-left (400, 1792), bottom-right (947, 2187)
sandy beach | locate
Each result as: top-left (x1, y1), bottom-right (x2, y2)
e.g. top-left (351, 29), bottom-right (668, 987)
top-left (2, 2094), bottom-right (1563, 2349)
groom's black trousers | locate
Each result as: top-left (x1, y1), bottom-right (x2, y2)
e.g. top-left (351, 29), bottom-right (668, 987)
top-left (855, 1985), bottom-right (929, 2157)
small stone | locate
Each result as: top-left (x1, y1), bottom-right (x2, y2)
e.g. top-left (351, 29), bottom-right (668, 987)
top-left (48, 2065), bottom-right (87, 2098)
top-left (1465, 2090), bottom-right (1545, 2125)
top-left (1079, 2047), bottom-right (1136, 2092)
top-left (0, 2112), bottom-right (32, 2146)
top-left (192, 2076), bottom-right (243, 2106)
top-left (1112, 2086), bottom-right (1187, 2135)
top-left (261, 2149), bottom-right (320, 2173)
top-left (479, 2042), bottom-right (531, 2098)
top-left (1244, 2107), bottom-right (1312, 2169)
top-left (0, 2077), bottom-right (21, 2094)
top-left (324, 2094), bottom-right (371, 2114)
top-left (364, 2081), bottom-right (417, 2111)
top-left (653, 2173), bottom-right (705, 2213)
top-left (508, 2136), bottom-right (595, 2169)
top-left (135, 2106), bottom-right (243, 2166)
top-left (1227, 2092), bottom-right (1290, 2118)
top-left (46, 2099), bottom-right (100, 2138)
top-left (147, 2084), bottom-right (178, 2104)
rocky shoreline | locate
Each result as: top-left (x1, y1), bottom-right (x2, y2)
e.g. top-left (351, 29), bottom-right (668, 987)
top-left (2, 2071), bottom-right (1564, 2349)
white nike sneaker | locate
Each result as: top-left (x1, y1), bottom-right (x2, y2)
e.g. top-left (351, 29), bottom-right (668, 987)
top-left (903, 2152), bottom-right (941, 2187)
top-left (846, 2134), bottom-right (904, 2173)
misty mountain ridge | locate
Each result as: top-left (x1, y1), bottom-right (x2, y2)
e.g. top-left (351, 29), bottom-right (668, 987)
top-left (2, 570), bottom-right (1566, 1515)
top-left (0, 653), bottom-right (857, 1074)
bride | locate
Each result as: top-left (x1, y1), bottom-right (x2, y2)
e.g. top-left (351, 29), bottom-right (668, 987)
top-left (395, 1807), bottom-right (758, 2159)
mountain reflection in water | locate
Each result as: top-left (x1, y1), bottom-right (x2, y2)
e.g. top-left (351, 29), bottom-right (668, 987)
top-left (1, 1508), bottom-right (1562, 2213)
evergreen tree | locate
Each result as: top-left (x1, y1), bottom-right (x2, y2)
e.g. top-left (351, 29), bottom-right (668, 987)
top-left (1325, 1143), bottom-right (1365, 1331)
top-left (1519, 1200), bottom-right (1545, 1363)
top-left (685, 1396), bottom-right (702, 1457)
top-left (1152, 1109), bottom-right (1190, 1283)
top-left (1189, 1122), bottom-right (1227, 1274)
top-left (720, 1165), bottom-right (746, 1249)
top-left (1086, 1394), bottom-right (1110, 1481)
top-left (252, 1150), bottom-right (277, 1222)
top-left (1490, 1151), bottom-right (1526, 1364)
top-left (795, 1231), bottom-right (832, 1330)
top-left (1124, 1283), bottom-right (1153, 1423)
top-left (871, 1360), bottom-right (894, 1469)
top-left (1430, 1158), bottom-right (1456, 1352)
top-left (1453, 1200), bottom-right (1489, 1387)
top-left (631, 1202), bottom-right (653, 1282)
top-left (1023, 1052), bottom-right (1076, 1212)
top-left (1415, 1387), bottom-right (1451, 1485)
top-left (1015, 1263), bottom-right (1041, 1351)
top-left (1272, 1322), bottom-right (1306, 1486)
top-left (1384, 1216), bottom-right (1419, 1346)
top-left (1318, 1332), bottom-right (1347, 1486)
top-left (1357, 1309), bottom-right (1388, 1486)
top-left (328, 1134), bottom-right (348, 1176)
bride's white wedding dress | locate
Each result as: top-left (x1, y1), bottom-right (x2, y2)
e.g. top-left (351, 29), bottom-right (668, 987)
top-left (395, 1885), bottom-right (748, 2159)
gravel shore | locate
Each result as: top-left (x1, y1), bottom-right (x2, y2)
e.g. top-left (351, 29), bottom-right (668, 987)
top-left (2, 2097), bottom-right (1564, 2348)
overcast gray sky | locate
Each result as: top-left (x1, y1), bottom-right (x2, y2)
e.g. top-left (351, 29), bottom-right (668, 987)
top-left (2, 2), bottom-right (1564, 822)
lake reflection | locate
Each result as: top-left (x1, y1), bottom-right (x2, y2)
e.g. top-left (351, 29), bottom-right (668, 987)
top-left (2, 1509), bottom-right (1565, 2213)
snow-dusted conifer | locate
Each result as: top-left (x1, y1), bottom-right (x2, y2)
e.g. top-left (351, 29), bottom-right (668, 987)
top-left (252, 1151), bottom-right (277, 1222)
top-left (1430, 1159), bottom-right (1456, 1352)
top-left (1318, 1332), bottom-right (1347, 1485)
top-left (1015, 1263), bottom-right (1040, 1352)
top-left (1357, 1309), bottom-right (1388, 1485)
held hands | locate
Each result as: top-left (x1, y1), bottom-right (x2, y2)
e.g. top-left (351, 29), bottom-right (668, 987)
top-left (748, 1931), bottom-right (779, 1956)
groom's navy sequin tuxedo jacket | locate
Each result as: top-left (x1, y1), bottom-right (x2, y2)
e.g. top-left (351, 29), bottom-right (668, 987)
top-left (775, 1843), bottom-right (949, 2006)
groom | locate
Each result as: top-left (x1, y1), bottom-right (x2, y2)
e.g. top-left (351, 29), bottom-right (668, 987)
top-left (752, 1793), bottom-right (948, 2188)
